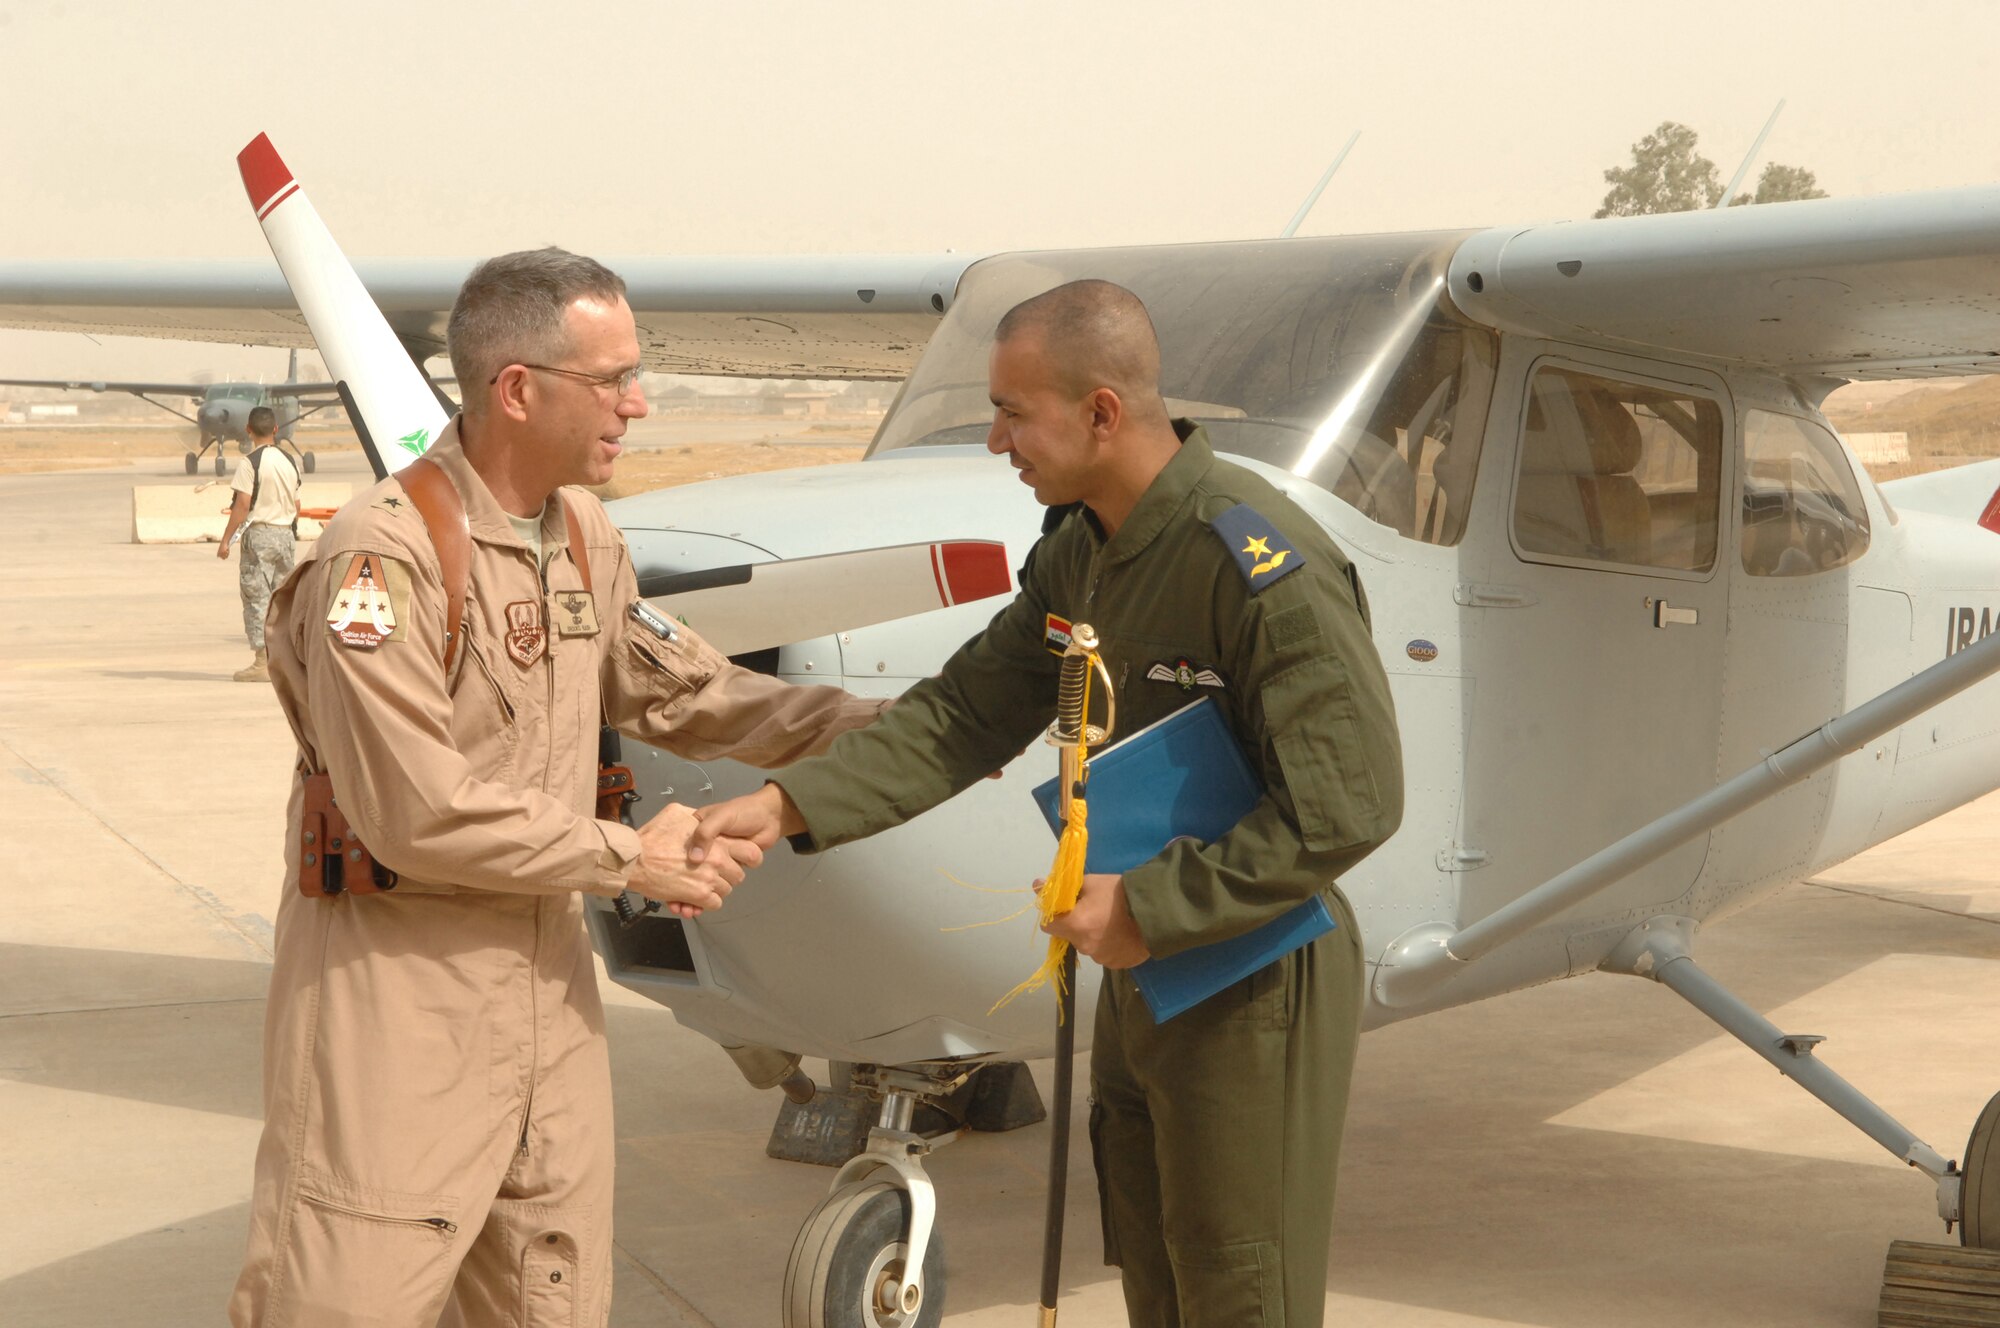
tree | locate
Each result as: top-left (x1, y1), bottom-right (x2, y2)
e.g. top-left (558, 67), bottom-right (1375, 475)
top-left (1595, 122), bottom-right (1722, 218)
top-left (1729, 162), bottom-right (1830, 207)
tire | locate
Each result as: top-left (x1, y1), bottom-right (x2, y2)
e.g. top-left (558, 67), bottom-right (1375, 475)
top-left (783, 1180), bottom-right (945, 1328)
top-left (301, 450), bottom-right (317, 474)
top-left (214, 453), bottom-right (228, 477)
top-left (183, 452), bottom-right (198, 475)
top-left (1963, 1089), bottom-right (2000, 1249)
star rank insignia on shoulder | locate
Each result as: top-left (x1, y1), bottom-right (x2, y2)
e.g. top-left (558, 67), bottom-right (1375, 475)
top-left (1209, 502), bottom-right (1304, 591)
top-left (375, 495), bottom-right (406, 511)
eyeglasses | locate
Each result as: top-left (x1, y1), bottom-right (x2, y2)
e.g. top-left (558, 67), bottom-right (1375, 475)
top-left (495, 363), bottom-right (644, 395)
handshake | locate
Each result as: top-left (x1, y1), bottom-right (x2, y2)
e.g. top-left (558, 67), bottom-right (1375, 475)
top-left (624, 784), bottom-right (803, 921)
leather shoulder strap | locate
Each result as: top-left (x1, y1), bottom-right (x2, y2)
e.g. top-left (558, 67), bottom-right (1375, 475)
top-left (561, 493), bottom-right (593, 595)
top-left (398, 458), bottom-right (472, 671)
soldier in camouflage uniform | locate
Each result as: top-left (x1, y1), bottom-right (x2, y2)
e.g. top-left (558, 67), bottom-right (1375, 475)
top-left (217, 405), bottom-right (300, 682)
top-left (692, 280), bottom-right (1404, 1327)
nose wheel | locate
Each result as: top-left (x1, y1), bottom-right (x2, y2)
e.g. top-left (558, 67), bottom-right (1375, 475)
top-left (783, 1079), bottom-right (952, 1328)
top-left (1962, 1089), bottom-right (2000, 1248)
top-left (785, 1179), bottom-right (946, 1327)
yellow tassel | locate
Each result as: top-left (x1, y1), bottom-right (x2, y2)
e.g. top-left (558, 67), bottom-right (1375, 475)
top-left (989, 796), bottom-right (1088, 1018)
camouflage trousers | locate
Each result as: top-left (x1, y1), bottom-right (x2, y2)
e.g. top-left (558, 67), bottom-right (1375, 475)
top-left (239, 524), bottom-right (296, 649)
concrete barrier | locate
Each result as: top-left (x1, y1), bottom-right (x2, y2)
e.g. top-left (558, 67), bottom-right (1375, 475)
top-left (132, 481), bottom-right (352, 544)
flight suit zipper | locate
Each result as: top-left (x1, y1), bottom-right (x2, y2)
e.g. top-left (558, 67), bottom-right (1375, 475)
top-left (300, 1192), bottom-right (458, 1234)
top-left (519, 894), bottom-right (543, 1159)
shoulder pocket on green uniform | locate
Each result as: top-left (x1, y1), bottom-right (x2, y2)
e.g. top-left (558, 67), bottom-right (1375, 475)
top-left (1261, 657), bottom-right (1383, 854)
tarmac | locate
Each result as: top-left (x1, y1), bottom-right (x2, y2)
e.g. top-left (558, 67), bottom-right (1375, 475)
top-left (3, 446), bottom-right (1997, 1327)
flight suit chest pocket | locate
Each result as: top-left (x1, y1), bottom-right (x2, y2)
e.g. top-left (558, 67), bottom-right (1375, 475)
top-left (449, 618), bottom-right (520, 776)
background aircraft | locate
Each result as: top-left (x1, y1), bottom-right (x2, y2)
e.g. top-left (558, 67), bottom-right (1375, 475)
top-left (7, 146), bottom-right (2000, 1325)
top-left (0, 348), bottom-right (341, 474)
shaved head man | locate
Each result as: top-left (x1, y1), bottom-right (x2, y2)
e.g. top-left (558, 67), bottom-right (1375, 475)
top-left (693, 277), bottom-right (1403, 1326)
top-left (986, 279), bottom-right (1178, 525)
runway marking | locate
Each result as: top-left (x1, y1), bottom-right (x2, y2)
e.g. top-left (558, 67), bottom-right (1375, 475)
top-left (0, 734), bottom-right (274, 957)
top-left (1807, 877), bottom-right (2000, 927)
top-left (612, 1239), bottom-right (719, 1328)
top-left (0, 995), bottom-right (262, 1023)
top-left (1549, 953), bottom-right (2000, 1169)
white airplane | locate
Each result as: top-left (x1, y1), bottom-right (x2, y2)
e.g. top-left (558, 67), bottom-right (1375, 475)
top-left (7, 137), bottom-right (2000, 1326)
top-left (0, 348), bottom-right (343, 474)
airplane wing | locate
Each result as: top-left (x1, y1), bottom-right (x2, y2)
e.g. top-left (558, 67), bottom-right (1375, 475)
top-left (1446, 183), bottom-right (2000, 381)
top-left (0, 376), bottom-right (203, 396)
top-left (0, 253), bottom-right (979, 380)
top-left (262, 381), bottom-right (343, 398)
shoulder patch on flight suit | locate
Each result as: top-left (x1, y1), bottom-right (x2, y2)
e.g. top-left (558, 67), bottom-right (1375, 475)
top-left (325, 553), bottom-right (412, 649)
top-left (1209, 503), bottom-right (1304, 592)
top-left (1267, 602), bottom-right (1322, 654)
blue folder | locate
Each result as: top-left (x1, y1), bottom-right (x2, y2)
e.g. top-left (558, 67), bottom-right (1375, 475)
top-left (1030, 697), bottom-right (1338, 1023)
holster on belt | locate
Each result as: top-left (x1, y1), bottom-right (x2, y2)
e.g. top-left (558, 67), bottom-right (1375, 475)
top-left (298, 771), bottom-right (397, 896)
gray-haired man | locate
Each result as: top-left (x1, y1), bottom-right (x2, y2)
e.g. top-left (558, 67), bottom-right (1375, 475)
top-left (228, 248), bottom-right (886, 1326)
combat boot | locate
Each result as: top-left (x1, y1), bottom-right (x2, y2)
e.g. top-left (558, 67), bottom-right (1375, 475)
top-left (234, 648), bottom-right (270, 683)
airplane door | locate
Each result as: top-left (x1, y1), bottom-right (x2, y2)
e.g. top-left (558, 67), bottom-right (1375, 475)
top-left (1457, 347), bottom-right (1733, 932)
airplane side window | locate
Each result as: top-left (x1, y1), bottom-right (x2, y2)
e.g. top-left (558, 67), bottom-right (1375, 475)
top-left (1513, 368), bottom-right (1722, 573)
top-left (1739, 411), bottom-right (1871, 576)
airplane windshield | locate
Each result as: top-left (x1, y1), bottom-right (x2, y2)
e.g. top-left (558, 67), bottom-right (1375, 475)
top-left (213, 385), bottom-right (263, 402)
top-left (870, 232), bottom-right (1498, 544)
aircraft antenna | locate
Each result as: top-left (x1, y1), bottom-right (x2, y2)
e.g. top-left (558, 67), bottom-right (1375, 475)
top-left (1280, 130), bottom-right (1360, 238)
top-left (1717, 99), bottom-right (1786, 208)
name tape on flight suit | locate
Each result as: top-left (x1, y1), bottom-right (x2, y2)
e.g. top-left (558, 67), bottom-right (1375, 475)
top-left (551, 590), bottom-right (599, 637)
top-left (325, 553), bottom-right (412, 649)
top-left (1209, 503), bottom-right (1305, 592)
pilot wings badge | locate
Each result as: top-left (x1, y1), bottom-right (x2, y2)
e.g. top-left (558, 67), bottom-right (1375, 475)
top-left (325, 554), bottom-right (405, 650)
top-left (1146, 658), bottom-right (1226, 692)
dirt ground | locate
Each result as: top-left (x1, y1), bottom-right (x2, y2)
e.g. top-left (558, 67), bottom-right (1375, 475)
top-left (0, 419), bottom-right (871, 491)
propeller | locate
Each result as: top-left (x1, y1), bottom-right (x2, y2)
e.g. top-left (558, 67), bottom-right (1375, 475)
top-left (233, 133), bottom-right (1019, 647)
top-left (236, 133), bottom-right (447, 479)
top-left (640, 539), bottom-right (1011, 656)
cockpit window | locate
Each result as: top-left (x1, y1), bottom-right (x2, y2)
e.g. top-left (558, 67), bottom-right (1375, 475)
top-left (215, 385), bottom-right (264, 403)
top-left (1513, 367), bottom-right (1725, 574)
top-left (1740, 410), bottom-right (1871, 576)
top-left (869, 234), bottom-right (1498, 546)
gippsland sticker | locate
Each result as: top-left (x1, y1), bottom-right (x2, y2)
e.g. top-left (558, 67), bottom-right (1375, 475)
top-left (1045, 613), bottom-right (1074, 656)
top-left (1406, 639), bottom-right (1439, 663)
top-left (325, 554), bottom-right (410, 650)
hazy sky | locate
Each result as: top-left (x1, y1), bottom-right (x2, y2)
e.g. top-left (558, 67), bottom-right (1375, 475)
top-left (4, 0), bottom-right (1998, 379)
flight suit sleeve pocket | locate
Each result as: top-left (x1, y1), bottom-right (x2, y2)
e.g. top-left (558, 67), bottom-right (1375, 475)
top-left (1263, 660), bottom-right (1383, 854)
top-left (616, 627), bottom-right (724, 704)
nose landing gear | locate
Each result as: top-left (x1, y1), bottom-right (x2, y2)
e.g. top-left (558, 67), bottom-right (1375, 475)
top-left (782, 1068), bottom-right (969, 1328)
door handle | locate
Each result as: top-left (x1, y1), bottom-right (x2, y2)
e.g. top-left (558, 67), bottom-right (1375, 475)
top-left (1652, 600), bottom-right (1698, 628)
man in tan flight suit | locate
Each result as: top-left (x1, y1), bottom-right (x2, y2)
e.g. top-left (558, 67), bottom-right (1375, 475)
top-left (229, 248), bottom-right (885, 1327)
top-left (218, 404), bottom-right (301, 683)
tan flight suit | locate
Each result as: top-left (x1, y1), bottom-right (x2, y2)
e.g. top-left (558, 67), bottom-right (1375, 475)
top-left (230, 421), bottom-right (883, 1328)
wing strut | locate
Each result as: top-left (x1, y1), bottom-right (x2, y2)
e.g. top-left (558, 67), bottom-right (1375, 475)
top-left (1374, 618), bottom-right (2000, 1010)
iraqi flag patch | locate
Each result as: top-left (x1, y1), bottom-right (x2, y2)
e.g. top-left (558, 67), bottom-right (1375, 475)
top-left (1045, 613), bottom-right (1074, 656)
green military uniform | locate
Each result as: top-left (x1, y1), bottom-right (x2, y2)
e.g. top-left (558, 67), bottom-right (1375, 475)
top-left (776, 423), bottom-right (1403, 1327)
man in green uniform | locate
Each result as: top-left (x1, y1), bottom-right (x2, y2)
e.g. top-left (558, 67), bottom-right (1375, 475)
top-left (691, 279), bottom-right (1403, 1326)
